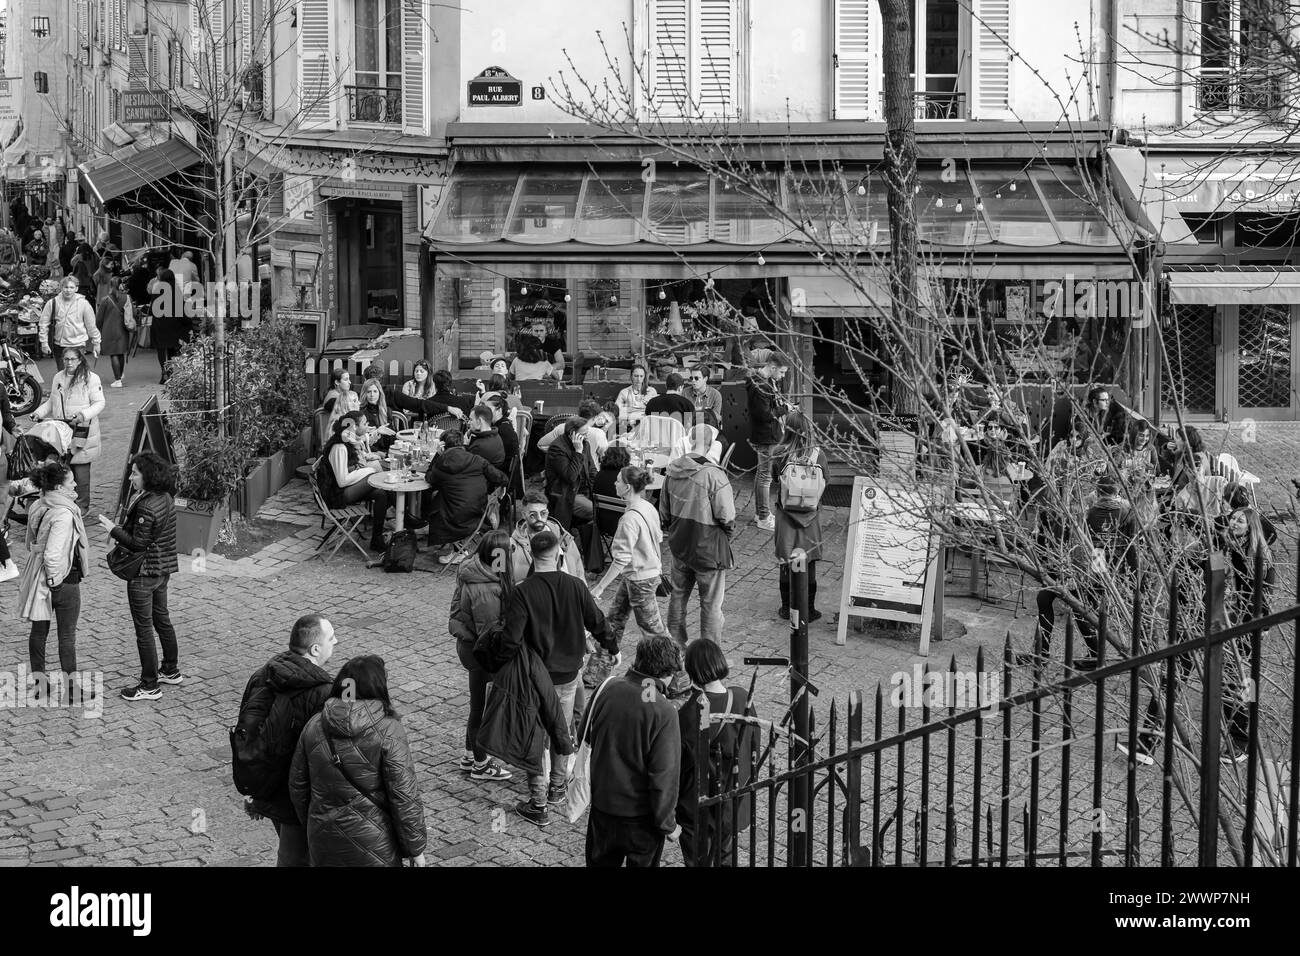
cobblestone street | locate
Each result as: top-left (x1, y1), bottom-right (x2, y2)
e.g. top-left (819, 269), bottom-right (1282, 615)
top-left (2, 361), bottom-right (1298, 866)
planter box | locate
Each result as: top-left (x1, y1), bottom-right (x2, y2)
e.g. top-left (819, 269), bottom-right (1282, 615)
top-left (174, 498), bottom-right (230, 555)
top-left (266, 449), bottom-right (290, 498)
top-left (239, 457), bottom-right (273, 520)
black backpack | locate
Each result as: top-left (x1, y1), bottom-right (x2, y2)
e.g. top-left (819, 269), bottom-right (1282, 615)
top-left (382, 529), bottom-right (418, 573)
top-left (229, 681), bottom-right (307, 801)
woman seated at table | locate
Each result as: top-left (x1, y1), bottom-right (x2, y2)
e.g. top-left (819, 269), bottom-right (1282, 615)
top-left (423, 428), bottom-right (509, 563)
top-left (1156, 425), bottom-right (1205, 496)
top-left (323, 368), bottom-right (360, 431)
top-left (402, 359), bottom-right (437, 400)
top-left (358, 378), bottom-right (396, 454)
top-left (510, 343), bottom-right (558, 382)
top-left (478, 372), bottom-right (521, 410)
top-left (616, 365), bottom-right (658, 422)
top-left (594, 445), bottom-right (631, 502)
top-left (314, 411), bottom-right (394, 553)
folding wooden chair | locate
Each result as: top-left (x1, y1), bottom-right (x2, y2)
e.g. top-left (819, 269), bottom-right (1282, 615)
top-left (594, 493), bottom-right (626, 563)
top-left (439, 486), bottom-right (507, 573)
top-left (308, 468), bottom-right (373, 563)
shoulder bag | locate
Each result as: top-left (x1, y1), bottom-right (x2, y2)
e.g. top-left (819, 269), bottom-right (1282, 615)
top-left (324, 732), bottom-right (402, 842)
top-left (106, 498), bottom-right (148, 580)
top-left (567, 675), bottom-right (617, 824)
top-left (628, 506), bottom-right (671, 597)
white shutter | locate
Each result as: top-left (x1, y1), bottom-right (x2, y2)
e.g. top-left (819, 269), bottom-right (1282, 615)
top-left (190, 0), bottom-right (203, 88)
top-left (212, 0), bottom-right (227, 94)
top-left (240, 0), bottom-right (253, 77)
top-left (402, 0), bottom-right (427, 133)
top-left (128, 33), bottom-right (148, 87)
top-left (78, 1), bottom-right (90, 65)
top-left (297, 0), bottom-right (336, 129)
top-left (651, 0), bottom-right (689, 115)
top-left (831, 0), bottom-right (881, 119)
top-left (970, 0), bottom-right (1015, 119)
top-left (695, 0), bottom-right (736, 117)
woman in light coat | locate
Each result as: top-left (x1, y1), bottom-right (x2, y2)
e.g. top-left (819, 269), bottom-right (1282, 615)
top-left (16, 461), bottom-right (90, 690)
top-left (33, 347), bottom-right (106, 513)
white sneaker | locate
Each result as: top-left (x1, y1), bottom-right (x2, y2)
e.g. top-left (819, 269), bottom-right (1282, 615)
top-left (110, 379), bottom-right (123, 388)
top-left (0, 560), bottom-right (18, 583)
top-left (753, 515), bottom-right (775, 532)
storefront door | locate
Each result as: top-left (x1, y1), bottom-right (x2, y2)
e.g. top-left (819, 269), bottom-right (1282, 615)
top-left (1161, 305), bottom-right (1222, 421)
top-left (1228, 303), bottom-right (1298, 421)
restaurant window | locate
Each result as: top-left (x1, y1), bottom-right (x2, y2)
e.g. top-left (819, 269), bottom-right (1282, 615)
top-left (507, 281), bottom-right (569, 362)
top-left (1198, 0), bottom-right (1283, 112)
top-left (352, 0), bottom-right (402, 122)
top-left (1235, 213), bottom-right (1299, 248)
top-left (1181, 213), bottom-right (1221, 244)
top-left (644, 278), bottom-right (775, 367)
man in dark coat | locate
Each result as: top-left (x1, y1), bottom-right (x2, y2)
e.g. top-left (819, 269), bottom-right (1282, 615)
top-left (423, 427), bottom-right (507, 559)
top-left (504, 531), bottom-right (613, 828)
top-left (59, 232), bottom-right (79, 277)
top-left (582, 635), bottom-right (682, 867)
top-left (465, 403), bottom-right (506, 468)
top-left (746, 354), bottom-right (789, 531)
top-left (236, 614), bottom-right (337, 866)
top-left (545, 416), bottom-right (595, 530)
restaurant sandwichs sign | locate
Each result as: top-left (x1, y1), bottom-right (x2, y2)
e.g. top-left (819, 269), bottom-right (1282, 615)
top-left (467, 67), bottom-right (522, 106)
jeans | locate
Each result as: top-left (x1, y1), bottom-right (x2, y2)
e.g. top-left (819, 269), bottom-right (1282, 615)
top-left (273, 820), bottom-right (309, 867)
top-left (753, 444), bottom-right (776, 519)
top-left (71, 462), bottom-right (90, 513)
top-left (528, 676), bottom-right (579, 806)
top-left (1033, 586), bottom-right (1099, 658)
top-left (606, 575), bottom-right (669, 647)
top-left (129, 574), bottom-right (179, 688)
top-left (29, 578), bottom-right (81, 674)
top-left (585, 808), bottom-right (666, 867)
top-left (456, 640), bottom-right (490, 762)
top-left (667, 563), bottom-right (726, 645)
top-left (572, 494), bottom-right (595, 524)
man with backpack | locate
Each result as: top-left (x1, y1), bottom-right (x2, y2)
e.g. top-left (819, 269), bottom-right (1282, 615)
top-left (660, 424), bottom-right (736, 646)
top-left (231, 614), bottom-right (337, 866)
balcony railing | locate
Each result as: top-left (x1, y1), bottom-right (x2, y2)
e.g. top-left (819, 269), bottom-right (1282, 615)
top-left (879, 90), bottom-right (967, 120)
top-left (239, 65), bottom-right (263, 113)
top-left (346, 84), bottom-right (402, 124)
top-left (1198, 69), bottom-right (1285, 113)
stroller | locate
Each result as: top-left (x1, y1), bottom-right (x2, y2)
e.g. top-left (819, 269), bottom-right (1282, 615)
top-left (2, 421), bottom-right (73, 541)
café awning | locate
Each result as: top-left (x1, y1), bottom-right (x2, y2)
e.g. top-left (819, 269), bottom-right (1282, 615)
top-left (1108, 146), bottom-right (1300, 244)
top-left (426, 162), bottom-right (1124, 251)
top-left (1169, 267), bottom-right (1300, 305)
top-left (78, 138), bottom-right (202, 205)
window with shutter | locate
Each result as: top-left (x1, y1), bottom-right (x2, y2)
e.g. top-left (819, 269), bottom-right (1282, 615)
top-left (211, 0), bottom-right (227, 94)
top-left (128, 33), bottom-right (148, 88)
top-left (190, 0), bottom-right (203, 88)
top-left (648, 0), bottom-right (739, 118)
top-left (831, 0), bottom-right (878, 120)
top-left (298, 0), bottom-right (336, 128)
top-left (651, 0), bottom-right (689, 114)
top-left (402, 0), bottom-right (426, 133)
top-left (970, 0), bottom-right (1014, 119)
top-left (78, 1), bottom-right (90, 65)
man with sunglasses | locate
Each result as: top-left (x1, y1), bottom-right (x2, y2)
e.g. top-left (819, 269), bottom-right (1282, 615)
top-left (685, 369), bottom-right (722, 430)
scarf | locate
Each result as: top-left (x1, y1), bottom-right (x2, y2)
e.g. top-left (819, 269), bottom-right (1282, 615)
top-left (28, 490), bottom-right (91, 573)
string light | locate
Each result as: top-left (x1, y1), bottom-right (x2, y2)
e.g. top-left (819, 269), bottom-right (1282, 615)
top-left (563, 293), bottom-right (571, 302)
top-left (657, 287), bottom-right (666, 300)
top-left (975, 197), bottom-right (984, 211)
top-left (609, 295), bottom-right (618, 306)
top-left (1009, 182), bottom-right (1017, 192)
top-left (519, 285), bottom-right (529, 295)
top-left (994, 191), bottom-right (1002, 200)
top-left (856, 183), bottom-right (866, 196)
top-left (935, 197), bottom-right (943, 208)
top-left (954, 200), bottom-right (963, 213)
top-left (757, 253), bottom-right (766, 266)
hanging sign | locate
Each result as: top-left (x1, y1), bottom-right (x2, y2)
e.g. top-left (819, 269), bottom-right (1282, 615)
top-left (836, 476), bottom-right (941, 654)
top-left (467, 67), bottom-right (522, 106)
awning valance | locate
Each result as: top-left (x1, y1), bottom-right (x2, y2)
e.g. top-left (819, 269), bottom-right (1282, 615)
top-left (1109, 146), bottom-right (1300, 244)
top-left (78, 139), bottom-right (202, 205)
top-left (1169, 269), bottom-right (1300, 305)
top-left (427, 162), bottom-right (1124, 250)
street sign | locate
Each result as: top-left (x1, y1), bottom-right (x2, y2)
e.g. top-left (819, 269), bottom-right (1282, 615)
top-left (467, 67), bottom-right (522, 106)
top-left (122, 90), bottom-right (172, 123)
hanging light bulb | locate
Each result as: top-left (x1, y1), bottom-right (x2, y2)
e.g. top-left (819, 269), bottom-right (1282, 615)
top-left (757, 253), bottom-right (766, 267)
top-left (658, 287), bottom-right (667, 301)
top-left (976, 197), bottom-right (984, 211)
top-left (563, 293), bottom-right (571, 302)
top-left (519, 285), bottom-right (529, 296)
top-left (609, 295), bottom-right (618, 306)
top-left (1009, 182), bottom-right (1017, 192)
top-left (994, 191), bottom-right (1002, 200)
top-left (705, 276), bottom-right (715, 290)
top-left (914, 184), bottom-right (921, 195)
top-left (935, 197), bottom-right (944, 208)
top-left (856, 183), bottom-right (867, 196)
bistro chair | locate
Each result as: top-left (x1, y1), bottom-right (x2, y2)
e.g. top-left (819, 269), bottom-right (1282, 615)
top-left (513, 408), bottom-right (533, 455)
top-left (307, 468), bottom-right (373, 564)
top-left (439, 486), bottom-right (508, 574)
top-left (433, 413), bottom-right (462, 433)
top-left (594, 493), bottom-right (626, 563)
top-left (388, 410), bottom-right (410, 432)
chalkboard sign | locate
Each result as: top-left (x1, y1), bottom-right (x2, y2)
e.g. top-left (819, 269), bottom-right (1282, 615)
top-left (835, 475), bottom-right (940, 654)
top-left (116, 394), bottom-right (174, 517)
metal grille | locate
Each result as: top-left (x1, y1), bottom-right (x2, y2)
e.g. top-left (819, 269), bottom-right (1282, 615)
top-left (1237, 304), bottom-right (1292, 409)
top-left (1161, 306), bottom-right (1216, 415)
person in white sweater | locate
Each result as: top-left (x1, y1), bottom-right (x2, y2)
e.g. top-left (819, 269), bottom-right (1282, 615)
top-left (38, 276), bottom-right (101, 358)
top-left (590, 465), bottom-right (670, 647)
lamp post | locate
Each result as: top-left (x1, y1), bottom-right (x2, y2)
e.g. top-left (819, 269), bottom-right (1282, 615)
top-left (788, 547), bottom-right (811, 866)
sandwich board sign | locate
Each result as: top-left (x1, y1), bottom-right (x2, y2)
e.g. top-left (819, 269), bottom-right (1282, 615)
top-left (836, 475), bottom-right (940, 654)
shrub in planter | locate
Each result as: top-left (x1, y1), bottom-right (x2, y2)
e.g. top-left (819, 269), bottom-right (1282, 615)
top-left (243, 312), bottom-right (311, 459)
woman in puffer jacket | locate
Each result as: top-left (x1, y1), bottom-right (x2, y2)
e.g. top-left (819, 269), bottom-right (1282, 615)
top-left (289, 655), bottom-right (428, 867)
top-left (448, 530), bottom-right (514, 782)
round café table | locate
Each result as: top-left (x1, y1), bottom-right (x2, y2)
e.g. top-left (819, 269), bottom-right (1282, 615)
top-left (368, 470), bottom-right (430, 534)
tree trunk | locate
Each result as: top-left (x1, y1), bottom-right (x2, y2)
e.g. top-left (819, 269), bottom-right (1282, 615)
top-left (878, 0), bottom-right (921, 417)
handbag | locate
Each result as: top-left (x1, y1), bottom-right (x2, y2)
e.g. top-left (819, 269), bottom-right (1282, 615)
top-left (381, 529), bottom-right (418, 573)
top-left (567, 675), bottom-right (616, 824)
top-left (106, 543), bottom-right (147, 580)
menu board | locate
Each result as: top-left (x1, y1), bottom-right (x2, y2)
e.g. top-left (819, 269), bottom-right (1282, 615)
top-left (836, 476), bottom-right (940, 654)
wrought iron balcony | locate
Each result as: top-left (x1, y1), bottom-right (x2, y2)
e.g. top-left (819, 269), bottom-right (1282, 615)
top-left (239, 65), bottom-right (264, 112)
top-left (346, 84), bottom-right (402, 124)
top-left (1198, 70), bottom-right (1284, 113)
top-left (879, 90), bottom-right (967, 120)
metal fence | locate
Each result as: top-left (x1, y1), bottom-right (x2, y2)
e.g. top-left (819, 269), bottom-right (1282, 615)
top-left (691, 549), bottom-right (1300, 867)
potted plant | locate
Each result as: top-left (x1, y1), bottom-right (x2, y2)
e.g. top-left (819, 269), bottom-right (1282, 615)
top-left (242, 312), bottom-right (312, 497)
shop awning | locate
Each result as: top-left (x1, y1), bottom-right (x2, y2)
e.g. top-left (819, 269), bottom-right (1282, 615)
top-left (427, 162), bottom-right (1124, 251)
top-left (1109, 146), bottom-right (1300, 244)
top-left (1169, 268), bottom-right (1300, 305)
top-left (78, 139), bottom-right (203, 205)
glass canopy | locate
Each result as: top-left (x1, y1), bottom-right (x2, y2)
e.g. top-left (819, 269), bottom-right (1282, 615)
top-left (428, 164), bottom-right (1120, 248)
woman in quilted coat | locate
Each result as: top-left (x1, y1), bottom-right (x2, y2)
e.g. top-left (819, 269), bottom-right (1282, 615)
top-left (289, 655), bottom-right (428, 867)
top-left (772, 411), bottom-right (828, 624)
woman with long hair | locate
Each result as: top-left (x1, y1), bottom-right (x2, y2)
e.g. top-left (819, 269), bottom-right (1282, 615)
top-left (98, 451), bottom-right (182, 702)
top-left (1220, 506), bottom-right (1276, 753)
top-left (17, 461), bottom-right (89, 695)
top-left (323, 368), bottom-right (360, 434)
top-left (97, 275), bottom-right (135, 388)
top-left (509, 342), bottom-right (556, 381)
top-left (771, 410), bottom-right (829, 622)
top-left (616, 364), bottom-right (658, 423)
top-left (32, 346), bottom-right (106, 514)
top-left (589, 465), bottom-right (671, 645)
top-left (402, 359), bottom-right (436, 400)
top-left (314, 411), bottom-right (394, 553)
top-left (70, 242), bottom-right (98, 304)
top-left (447, 530), bottom-right (515, 781)
top-left (289, 655), bottom-right (428, 867)
top-left (147, 266), bottom-right (185, 383)
top-left (357, 378), bottom-right (394, 453)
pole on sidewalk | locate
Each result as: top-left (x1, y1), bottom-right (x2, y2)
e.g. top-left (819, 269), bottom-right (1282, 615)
top-left (788, 548), bottom-right (811, 866)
